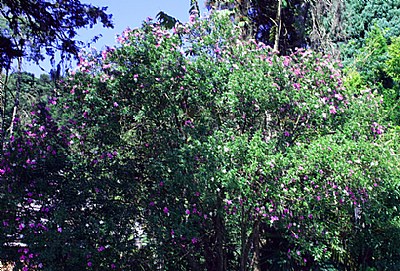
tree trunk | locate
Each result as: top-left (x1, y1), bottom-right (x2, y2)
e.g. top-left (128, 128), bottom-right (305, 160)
top-left (8, 58), bottom-right (21, 138)
top-left (252, 220), bottom-right (261, 271)
top-left (274, 0), bottom-right (283, 52)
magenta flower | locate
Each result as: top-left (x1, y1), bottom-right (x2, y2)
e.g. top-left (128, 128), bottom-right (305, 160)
top-left (97, 246), bottom-right (105, 252)
top-left (334, 93), bottom-right (343, 100)
top-left (189, 14), bottom-right (196, 23)
top-left (371, 122), bottom-right (384, 135)
top-left (101, 50), bottom-right (108, 60)
top-left (283, 56), bottom-right (290, 66)
top-left (163, 207), bottom-right (169, 214)
top-left (270, 216), bottom-right (279, 223)
top-left (292, 83), bottom-right (301, 90)
top-left (19, 223), bottom-right (25, 230)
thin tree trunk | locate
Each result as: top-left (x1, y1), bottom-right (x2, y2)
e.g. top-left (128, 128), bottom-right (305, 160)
top-left (210, 189), bottom-right (225, 271)
top-left (252, 220), bottom-right (261, 271)
top-left (0, 72), bottom-right (5, 150)
top-left (239, 202), bottom-right (247, 271)
top-left (216, 211), bottom-right (225, 271)
top-left (0, 65), bottom-right (11, 151)
top-left (274, 0), bottom-right (282, 52)
top-left (8, 58), bottom-right (21, 138)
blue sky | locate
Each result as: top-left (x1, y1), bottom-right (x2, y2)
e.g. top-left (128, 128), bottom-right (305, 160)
top-left (26, 0), bottom-right (207, 75)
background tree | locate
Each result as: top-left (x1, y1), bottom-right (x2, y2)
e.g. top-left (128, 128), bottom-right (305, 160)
top-left (0, 0), bottom-right (113, 155)
top-left (204, 0), bottom-right (400, 56)
top-left (0, 0), bottom-right (113, 71)
top-left (205, 0), bottom-right (344, 53)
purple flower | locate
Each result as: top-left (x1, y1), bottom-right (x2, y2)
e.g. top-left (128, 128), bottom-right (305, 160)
top-left (334, 93), bottom-right (343, 100)
top-left (292, 83), bottom-right (301, 90)
top-left (371, 122), bottom-right (384, 135)
top-left (101, 50), bottom-right (108, 60)
top-left (189, 14), bottom-right (196, 23)
top-left (185, 209), bottom-right (190, 215)
top-left (283, 57), bottom-right (291, 66)
top-left (87, 261), bottom-right (92, 267)
top-left (163, 207), bottom-right (169, 214)
top-left (97, 246), bottom-right (105, 252)
top-left (270, 216), bottom-right (279, 223)
top-left (184, 119), bottom-right (194, 127)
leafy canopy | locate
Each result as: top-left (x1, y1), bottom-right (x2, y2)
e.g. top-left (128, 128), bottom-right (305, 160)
top-left (0, 0), bottom-right (113, 71)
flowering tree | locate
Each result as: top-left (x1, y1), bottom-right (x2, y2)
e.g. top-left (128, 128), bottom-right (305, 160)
top-left (1, 11), bottom-right (399, 270)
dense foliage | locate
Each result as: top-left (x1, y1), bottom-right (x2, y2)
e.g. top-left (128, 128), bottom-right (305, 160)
top-left (1, 11), bottom-right (399, 270)
top-left (204, 0), bottom-right (400, 55)
top-left (0, 0), bottom-right (113, 71)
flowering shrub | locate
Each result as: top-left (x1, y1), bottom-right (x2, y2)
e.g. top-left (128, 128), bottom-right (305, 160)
top-left (1, 11), bottom-right (399, 270)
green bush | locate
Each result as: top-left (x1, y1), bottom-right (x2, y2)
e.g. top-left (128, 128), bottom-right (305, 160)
top-left (1, 11), bottom-right (399, 270)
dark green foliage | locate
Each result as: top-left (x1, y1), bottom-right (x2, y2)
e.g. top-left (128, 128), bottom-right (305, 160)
top-left (0, 0), bottom-right (113, 71)
top-left (344, 0), bottom-right (400, 42)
